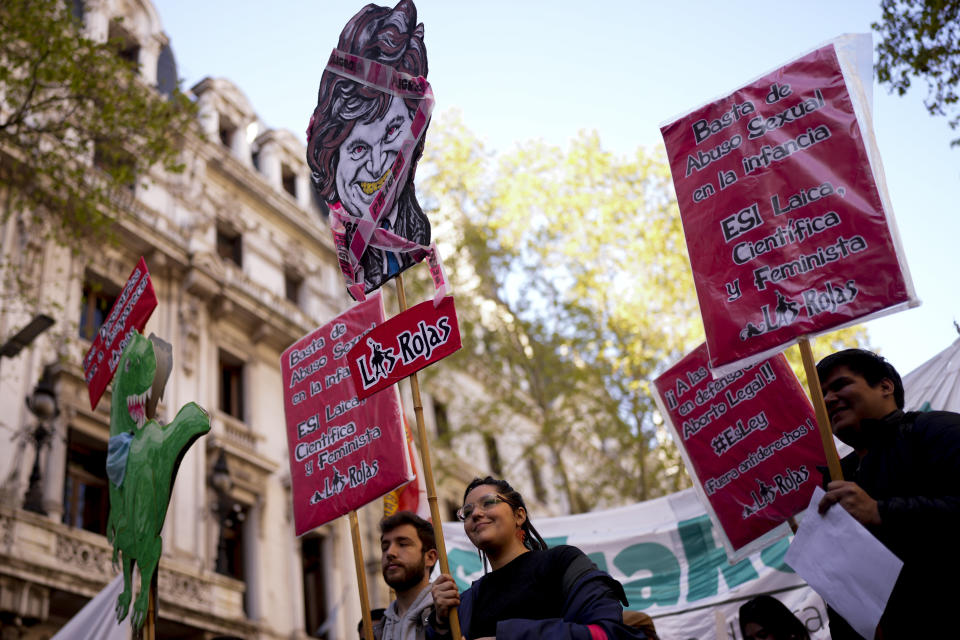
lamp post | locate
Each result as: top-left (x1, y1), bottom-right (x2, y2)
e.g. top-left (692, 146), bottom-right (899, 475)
top-left (23, 365), bottom-right (59, 515)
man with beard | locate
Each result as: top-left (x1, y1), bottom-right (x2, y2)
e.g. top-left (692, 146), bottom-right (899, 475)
top-left (377, 511), bottom-right (438, 640)
top-left (815, 349), bottom-right (960, 637)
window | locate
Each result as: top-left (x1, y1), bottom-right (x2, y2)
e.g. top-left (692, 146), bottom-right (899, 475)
top-left (219, 120), bottom-right (237, 150)
top-left (219, 351), bottom-right (245, 421)
top-left (301, 535), bottom-right (329, 638)
top-left (251, 150), bottom-right (261, 172)
top-left (108, 22), bottom-right (139, 68)
top-left (78, 278), bottom-right (119, 341)
top-left (281, 165), bottom-right (297, 198)
top-left (434, 402), bottom-right (450, 439)
top-left (62, 429), bottom-right (109, 535)
top-left (285, 272), bottom-right (302, 305)
top-left (483, 433), bottom-right (502, 477)
top-left (216, 228), bottom-right (242, 267)
top-left (215, 503), bottom-right (247, 581)
top-left (93, 142), bottom-right (136, 191)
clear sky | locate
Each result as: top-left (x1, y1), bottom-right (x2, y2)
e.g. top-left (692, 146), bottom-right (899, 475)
top-left (154, 0), bottom-right (959, 375)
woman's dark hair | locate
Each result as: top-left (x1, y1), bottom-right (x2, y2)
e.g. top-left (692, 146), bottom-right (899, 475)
top-left (738, 595), bottom-right (810, 640)
top-left (463, 476), bottom-right (548, 562)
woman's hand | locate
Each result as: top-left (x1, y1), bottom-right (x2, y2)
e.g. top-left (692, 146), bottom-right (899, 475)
top-left (430, 573), bottom-right (460, 623)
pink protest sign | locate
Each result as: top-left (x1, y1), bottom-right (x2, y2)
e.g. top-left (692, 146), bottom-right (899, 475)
top-left (83, 257), bottom-right (158, 410)
top-left (281, 293), bottom-right (411, 535)
top-left (653, 344), bottom-right (825, 554)
top-left (306, 2), bottom-right (436, 300)
top-left (347, 296), bottom-right (461, 400)
top-left (660, 39), bottom-right (916, 374)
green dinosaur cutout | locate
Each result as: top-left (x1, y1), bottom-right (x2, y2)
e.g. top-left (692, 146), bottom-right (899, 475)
top-left (106, 330), bottom-right (210, 628)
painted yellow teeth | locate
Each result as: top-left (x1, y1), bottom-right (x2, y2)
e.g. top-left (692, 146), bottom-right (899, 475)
top-left (359, 169), bottom-right (391, 195)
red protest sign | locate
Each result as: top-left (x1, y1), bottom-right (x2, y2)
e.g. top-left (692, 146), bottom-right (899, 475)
top-left (654, 344), bottom-right (825, 553)
top-left (82, 257), bottom-right (158, 410)
top-left (347, 296), bottom-right (461, 401)
top-left (281, 293), bottom-right (411, 535)
top-left (661, 41), bottom-right (916, 374)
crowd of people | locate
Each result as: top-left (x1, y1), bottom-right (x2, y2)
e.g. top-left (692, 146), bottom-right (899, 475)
top-left (355, 349), bottom-right (960, 639)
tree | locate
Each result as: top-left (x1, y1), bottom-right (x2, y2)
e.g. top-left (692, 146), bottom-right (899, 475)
top-left (420, 114), bottom-right (702, 511)
top-left (873, 0), bottom-right (960, 146)
top-left (419, 113), bottom-right (868, 512)
top-left (0, 0), bottom-right (195, 305)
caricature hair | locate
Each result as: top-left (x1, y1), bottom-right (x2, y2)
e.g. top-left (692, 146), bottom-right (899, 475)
top-left (306, 0), bottom-right (428, 201)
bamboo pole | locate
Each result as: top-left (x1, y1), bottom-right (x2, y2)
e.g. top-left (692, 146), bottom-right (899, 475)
top-left (798, 337), bottom-right (844, 481)
top-left (395, 274), bottom-right (463, 640)
top-left (350, 510), bottom-right (375, 640)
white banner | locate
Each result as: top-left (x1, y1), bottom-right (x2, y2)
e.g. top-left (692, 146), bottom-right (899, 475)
top-left (441, 489), bottom-right (829, 640)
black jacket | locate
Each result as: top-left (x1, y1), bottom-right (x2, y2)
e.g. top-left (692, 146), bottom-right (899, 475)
top-left (823, 409), bottom-right (960, 638)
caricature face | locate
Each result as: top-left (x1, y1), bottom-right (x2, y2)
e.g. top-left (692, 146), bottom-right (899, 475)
top-left (335, 95), bottom-right (412, 217)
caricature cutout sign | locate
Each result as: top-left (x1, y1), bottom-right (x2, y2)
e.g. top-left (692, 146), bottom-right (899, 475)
top-left (660, 36), bottom-right (916, 374)
top-left (306, 1), bottom-right (435, 300)
top-left (281, 293), bottom-right (412, 535)
top-left (654, 344), bottom-right (825, 556)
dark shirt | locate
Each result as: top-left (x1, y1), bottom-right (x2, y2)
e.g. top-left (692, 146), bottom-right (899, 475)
top-left (468, 545), bottom-right (583, 638)
top-left (821, 409), bottom-right (960, 638)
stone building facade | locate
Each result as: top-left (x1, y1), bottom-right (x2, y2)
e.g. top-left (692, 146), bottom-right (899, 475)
top-left (0, 1), bottom-right (564, 638)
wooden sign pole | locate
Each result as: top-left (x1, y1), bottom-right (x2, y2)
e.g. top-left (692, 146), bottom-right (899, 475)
top-left (139, 570), bottom-right (157, 640)
top-left (798, 337), bottom-right (844, 481)
top-left (395, 274), bottom-right (463, 640)
top-left (349, 510), bottom-right (375, 640)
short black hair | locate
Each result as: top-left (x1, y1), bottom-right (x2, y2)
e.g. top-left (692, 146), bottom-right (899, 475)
top-left (738, 595), bottom-right (809, 639)
top-left (357, 608), bottom-right (386, 635)
top-left (380, 511), bottom-right (436, 553)
top-left (816, 348), bottom-right (904, 409)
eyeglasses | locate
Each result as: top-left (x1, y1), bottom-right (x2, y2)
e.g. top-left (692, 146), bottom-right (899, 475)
top-left (456, 493), bottom-right (508, 521)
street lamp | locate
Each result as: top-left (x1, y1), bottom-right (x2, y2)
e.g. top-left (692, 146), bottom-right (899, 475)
top-left (23, 365), bottom-right (59, 515)
top-left (0, 314), bottom-right (55, 359)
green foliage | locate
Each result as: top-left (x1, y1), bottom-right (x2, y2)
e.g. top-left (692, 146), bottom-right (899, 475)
top-left (421, 113), bottom-right (705, 510)
top-left (873, 0), bottom-right (960, 146)
top-left (0, 0), bottom-right (196, 272)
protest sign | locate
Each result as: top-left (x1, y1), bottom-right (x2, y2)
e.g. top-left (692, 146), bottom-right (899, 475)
top-left (281, 293), bottom-right (411, 535)
top-left (347, 296), bottom-right (461, 400)
top-left (653, 344), bottom-right (824, 555)
top-left (305, 2), bottom-right (435, 300)
top-left (660, 37), bottom-right (916, 374)
top-left (82, 257), bottom-right (158, 410)
top-left (443, 487), bottom-right (831, 640)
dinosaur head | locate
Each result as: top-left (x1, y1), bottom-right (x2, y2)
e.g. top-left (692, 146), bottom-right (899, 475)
top-left (111, 331), bottom-right (156, 433)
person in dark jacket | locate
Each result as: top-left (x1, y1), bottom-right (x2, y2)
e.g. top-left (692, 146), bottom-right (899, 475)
top-left (816, 348), bottom-right (960, 638)
top-left (428, 476), bottom-right (645, 639)
top-left (738, 595), bottom-right (809, 640)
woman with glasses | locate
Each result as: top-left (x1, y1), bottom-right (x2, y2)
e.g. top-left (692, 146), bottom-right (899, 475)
top-left (428, 476), bottom-right (646, 639)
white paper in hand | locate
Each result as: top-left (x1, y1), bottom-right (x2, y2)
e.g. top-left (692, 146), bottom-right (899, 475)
top-left (784, 487), bottom-right (903, 639)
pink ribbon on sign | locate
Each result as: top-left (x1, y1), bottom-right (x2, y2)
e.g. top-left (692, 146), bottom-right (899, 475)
top-left (322, 48), bottom-right (436, 295)
top-left (328, 205), bottom-right (449, 306)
